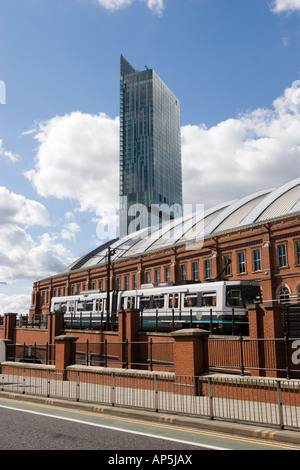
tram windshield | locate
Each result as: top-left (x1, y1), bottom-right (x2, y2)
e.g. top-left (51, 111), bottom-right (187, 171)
top-left (53, 302), bottom-right (67, 313)
top-left (226, 285), bottom-right (261, 308)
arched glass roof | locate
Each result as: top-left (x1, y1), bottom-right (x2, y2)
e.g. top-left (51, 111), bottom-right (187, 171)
top-left (62, 178), bottom-right (300, 274)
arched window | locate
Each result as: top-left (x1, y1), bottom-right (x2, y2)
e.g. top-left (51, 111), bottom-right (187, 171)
top-left (278, 285), bottom-right (290, 304)
top-left (295, 284), bottom-right (300, 302)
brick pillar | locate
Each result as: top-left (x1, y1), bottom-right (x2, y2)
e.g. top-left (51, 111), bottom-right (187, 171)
top-left (263, 304), bottom-right (285, 378)
top-left (117, 309), bottom-right (140, 369)
top-left (248, 305), bottom-right (265, 376)
top-left (3, 313), bottom-right (17, 342)
top-left (47, 312), bottom-right (64, 366)
top-left (248, 304), bottom-right (285, 377)
top-left (117, 309), bottom-right (126, 342)
top-left (47, 312), bottom-right (64, 344)
top-left (54, 335), bottom-right (78, 376)
top-left (263, 304), bottom-right (284, 338)
top-left (125, 309), bottom-right (139, 369)
top-left (171, 329), bottom-right (209, 377)
top-left (248, 305), bottom-right (264, 339)
top-left (117, 309), bottom-right (126, 368)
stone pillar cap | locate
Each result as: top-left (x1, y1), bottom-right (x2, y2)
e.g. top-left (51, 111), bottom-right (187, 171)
top-left (54, 335), bottom-right (79, 342)
top-left (171, 328), bottom-right (209, 337)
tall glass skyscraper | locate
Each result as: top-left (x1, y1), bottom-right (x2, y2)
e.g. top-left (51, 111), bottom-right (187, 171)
top-left (119, 55), bottom-right (183, 238)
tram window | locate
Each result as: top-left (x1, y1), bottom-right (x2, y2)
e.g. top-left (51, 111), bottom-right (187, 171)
top-left (226, 288), bottom-right (243, 307)
top-left (86, 301), bottom-right (93, 311)
top-left (140, 297), bottom-right (151, 310)
top-left (202, 292), bottom-right (216, 307)
top-left (96, 299), bottom-right (103, 312)
top-left (154, 295), bottom-right (164, 309)
top-left (69, 301), bottom-right (75, 312)
top-left (127, 297), bottom-right (135, 309)
top-left (60, 302), bottom-right (67, 313)
top-left (168, 294), bottom-right (179, 308)
top-left (77, 301), bottom-right (84, 311)
top-left (184, 294), bottom-right (198, 308)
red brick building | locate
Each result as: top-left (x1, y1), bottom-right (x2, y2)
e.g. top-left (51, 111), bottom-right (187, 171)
top-left (29, 178), bottom-right (300, 331)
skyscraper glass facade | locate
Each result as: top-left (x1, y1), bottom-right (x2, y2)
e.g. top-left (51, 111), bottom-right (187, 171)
top-left (120, 55), bottom-right (182, 237)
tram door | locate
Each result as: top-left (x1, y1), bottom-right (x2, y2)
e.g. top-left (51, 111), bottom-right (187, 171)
top-left (168, 293), bottom-right (181, 319)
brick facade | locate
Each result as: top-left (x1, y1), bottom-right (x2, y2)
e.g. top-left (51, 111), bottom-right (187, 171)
top-left (29, 214), bottom-right (300, 334)
top-left (1, 213), bottom-right (300, 379)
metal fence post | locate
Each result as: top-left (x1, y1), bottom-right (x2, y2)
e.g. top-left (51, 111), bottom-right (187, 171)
top-left (154, 374), bottom-right (158, 412)
top-left (239, 334), bottom-right (245, 376)
top-left (150, 338), bottom-right (153, 372)
top-left (76, 370), bottom-right (80, 402)
top-left (111, 372), bottom-right (115, 407)
top-left (22, 368), bottom-right (26, 394)
top-left (284, 333), bottom-right (290, 379)
top-left (276, 380), bottom-right (284, 430)
top-left (86, 339), bottom-right (89, 366)
top-left (125, 339), bottom-right (128, 369)
top-left (104, 339), bottom-right (107, 367)
top-left (208, 376), bottom-right (214, 420)
top-left (47, 368), bottom-right (50, 398)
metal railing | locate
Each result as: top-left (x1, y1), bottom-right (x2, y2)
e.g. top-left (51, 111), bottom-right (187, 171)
top-left (207, 336), bottom-right (300, 379)
top-left (5, 343), bottom-right (55, 365)
top-left (18, 315), bottom-right (48, 329)
top-left (5, 336), bottom-right (300, 378)
top-left (1, 365), bottom-right (300, 431)
top-left (75, 339), bottom-right (174, 371)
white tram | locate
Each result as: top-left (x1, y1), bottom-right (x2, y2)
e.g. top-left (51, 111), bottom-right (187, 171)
top-left (50, 280), bottom-right (261, 333)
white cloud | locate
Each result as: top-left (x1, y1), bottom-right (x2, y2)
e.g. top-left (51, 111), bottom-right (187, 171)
top-left (0, 140), bottom-right (20, 163)
top-left (0, 187), bottom-right (73, 282)
top-left (272, 0), bottom-right (300, 12)
top-left (95, 0), bottom-right (165, 15)
top-left (181, 85), bottom-right (300, 208)
top-left (96, 0), bottom-right (132, 10)
top-left (146, 0), bottom-right (164, 16)
top-left (25, 112), bottom-right (120, 215)
top-left (0, 225), bottom-right (73, 282)
top-left (64, 211), bottom-right (75, 222)
top-left (0, 293), bottom-right (31, 316)
top-left (61, 222), bottom-right (81, 240)
top-left (0, 186), bottom-right (50, 227)
top-left (25, 86), bottom-right (300, 220)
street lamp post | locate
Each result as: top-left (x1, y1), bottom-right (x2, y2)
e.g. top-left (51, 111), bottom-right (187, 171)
top-left (106, 247), bottom-right (116, 327)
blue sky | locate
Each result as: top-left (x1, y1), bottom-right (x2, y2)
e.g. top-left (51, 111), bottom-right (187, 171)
top-left (1, 0), bottom-right (300, 313)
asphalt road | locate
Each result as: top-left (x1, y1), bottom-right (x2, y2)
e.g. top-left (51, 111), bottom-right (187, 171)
top-left (0, 397), bottom-right (299, 454)
top-left (0, 406), bottom-right (205, 451)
